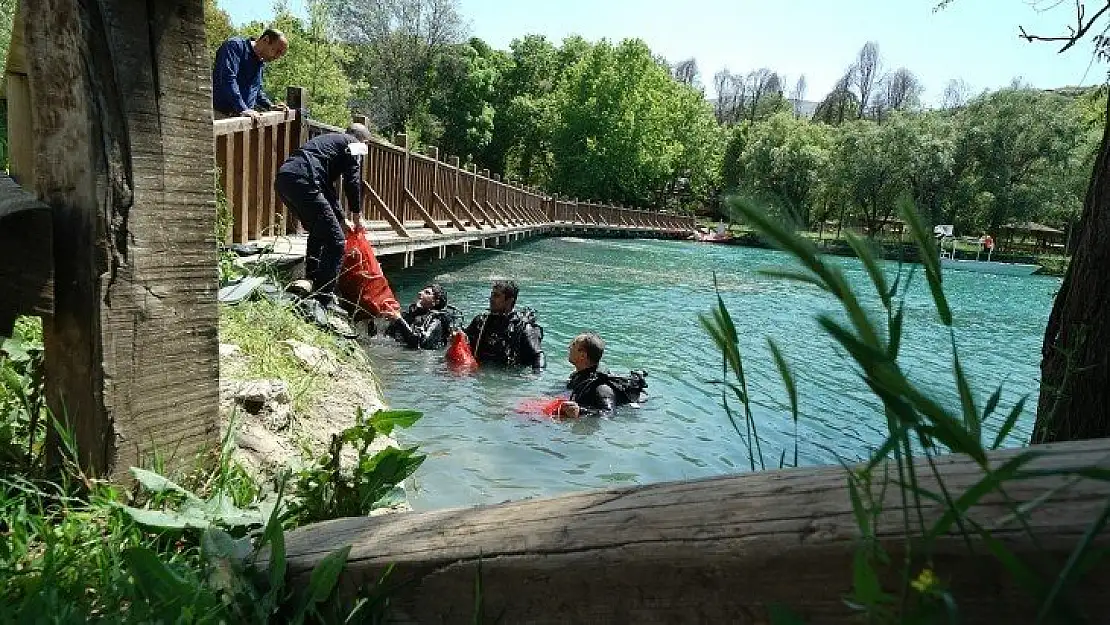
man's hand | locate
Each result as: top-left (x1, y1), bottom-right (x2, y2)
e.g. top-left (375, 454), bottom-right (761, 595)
top-left (240, 109), bottom-right (262, 124)
top-left (558, 401), bottom-right (581, 420)
top-left (351, 213), bottom-right (364, 232)
top-left (382, 308), bottom-right (402, 321)
top-left (273, 102), bottom-right (290, 112)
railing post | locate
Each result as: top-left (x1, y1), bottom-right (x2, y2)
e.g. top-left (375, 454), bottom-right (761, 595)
top-left (285, 86), bottom-right (308, 234)
top-left (426, 145), bottom-right (439, 220)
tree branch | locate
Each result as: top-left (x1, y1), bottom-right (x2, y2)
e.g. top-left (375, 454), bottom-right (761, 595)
top-left (1017, 0), bottom-right (1110, 53)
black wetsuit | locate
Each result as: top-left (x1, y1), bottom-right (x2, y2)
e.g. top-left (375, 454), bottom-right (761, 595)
top-left (463, 309), bottom-right (545, 369)
top-left (386, 304), bottom-right (455, 350)
top-left (273, 132), bottom-right (363, 301)
top-left (567, 365), bottom-right (619, 411)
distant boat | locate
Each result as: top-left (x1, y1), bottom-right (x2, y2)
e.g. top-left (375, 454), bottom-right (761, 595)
top-left (935, 226), bottom-right (1041, 276)
top-left (693, 223), bottom-right (734, 244)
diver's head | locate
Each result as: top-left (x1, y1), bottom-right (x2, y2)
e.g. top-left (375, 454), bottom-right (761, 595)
top-left (416, 283), bottom-right (447, 310)
top-left (569, 332), bottom-right (604, 371)
top-left (489, 280), bottom-right (518, 315)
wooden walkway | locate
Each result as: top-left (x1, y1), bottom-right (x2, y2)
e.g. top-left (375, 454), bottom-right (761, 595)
top-left (214, 90), bottom-right (695, 269)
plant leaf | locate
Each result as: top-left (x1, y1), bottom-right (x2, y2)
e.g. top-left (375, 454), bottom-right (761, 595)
top-left (369, 410), bottom-right (423, 436)
top-left (991, 395), bottom-right (1027, 450)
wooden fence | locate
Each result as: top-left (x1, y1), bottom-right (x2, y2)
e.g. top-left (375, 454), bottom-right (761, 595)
top-left (213, 87), bottom-right (696, 245)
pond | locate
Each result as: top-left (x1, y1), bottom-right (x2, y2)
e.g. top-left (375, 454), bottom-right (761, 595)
top-left (360, 237), bottom-right (1060, 511)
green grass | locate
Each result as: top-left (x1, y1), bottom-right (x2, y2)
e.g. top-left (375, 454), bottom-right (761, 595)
top-left (219, 299), bottom-right (354, 413)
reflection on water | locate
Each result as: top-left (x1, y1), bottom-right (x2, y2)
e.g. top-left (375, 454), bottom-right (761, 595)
top-left (360, 237), bottom-right (1060, 511)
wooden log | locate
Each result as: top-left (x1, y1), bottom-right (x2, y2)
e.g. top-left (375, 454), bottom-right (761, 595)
top-left (277, 439), bottom-right (1110, 624)
top-left (25, 0), bottom-right (218, 477)
top-left (0, 175), bottom-right (53, 334)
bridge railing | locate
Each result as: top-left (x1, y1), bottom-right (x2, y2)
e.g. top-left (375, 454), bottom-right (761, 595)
top-left (213, 87), bottom-right (696, 244)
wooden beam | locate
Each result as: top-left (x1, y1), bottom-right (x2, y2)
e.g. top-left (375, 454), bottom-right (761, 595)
top-left (404, 189), bottom-right (444, 234)
top-left (25, 0), bottom-right (218, 477)
top-left (451, 196), bottom-right (484, 230)
top-left (276, 439), bottom-right (1110, 623)
top-left (363, 180), bottom-right (410, 238)
top-left (0, 175), bottom-right (53, 334)
top-left (431, 191), bottom-right (467, 232)
top-left (5, 5), bottom-right (34, 189)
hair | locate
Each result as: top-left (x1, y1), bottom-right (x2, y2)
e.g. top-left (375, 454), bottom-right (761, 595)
top-left (346, 123), bottom-right (372, 142)
top-left (424, 283), bottom-right (447, 310)
top-left (260, 28), bottom-right (286, 43)
top-left (573, 332), bottom-right (605, 365)
top-left (491, 280), bottom-right (519, 303)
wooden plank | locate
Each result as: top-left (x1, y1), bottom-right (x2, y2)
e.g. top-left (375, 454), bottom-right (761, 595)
top-left (261, 123), bottom-right (275, 236)
top-left (247, 126), bottom-right (262, 240)
top-left (277, 439), bottom-right (1110, 624)
top-left (363, 180), bottom-right (410, 238)
top-left (26, 0), bottom-right (218, 477)
top-left (456, 196), bottom-right (488, 229)
top-left (431, 192), bottom-right (467, 232)
top-left (212, 109), bottom-right (294, 136)
top-left (274, 119), bottom-right (289, 231)
top-left (404, 188), bottom-right (444, 234)
top-left (0, 175), bottom-right (53, 333)
top-left (231, 130), bottom-right (247, 243)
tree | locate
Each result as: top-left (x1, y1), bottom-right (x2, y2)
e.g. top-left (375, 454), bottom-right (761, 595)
top-left (427, 38), bottom-right (501, 161)
top-left (941, 78), bottom-right (972, 110)
top-left (874, 67), bottom-right (922, 120)
top-left (203, 0), bottom-right (234, 64)
top-left (732, 112), bottom-right (831, 226)
top-left (813, 74), bottom-right (860, 125)
top-left (672, 57), bottom-right (700, 90)
top-left (326, 0), bottom-right (465, 133)
top-left (789, 74), bottom-right (808, 118)
top-left (937, 0), bottom-right (1110, 443)
top-left (828, 120), bottom-right (912, 236)
top-left (242, 2), bottom-right (354, 127)
top-left (850, 41), bottom-right (881, 119)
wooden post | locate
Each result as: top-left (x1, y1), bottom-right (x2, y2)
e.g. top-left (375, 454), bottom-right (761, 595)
top-left (284, 86), bottom-right (307, 234)
top-left (24, 0), bottom-right (218, 477)
top-left (5, 5), bottom-right (34, 189)
top-left (353, 114), bottom-right (369, 127)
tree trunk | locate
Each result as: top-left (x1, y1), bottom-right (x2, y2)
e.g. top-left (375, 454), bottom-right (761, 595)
top-left (24, 0), bottom-right (219, 477)
top-left (1032, 94), bottom-right (1110, 443)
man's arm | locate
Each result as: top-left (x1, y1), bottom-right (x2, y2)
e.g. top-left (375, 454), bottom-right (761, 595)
top-left (213, 42), bottom-right (249, 114)
top-left (341, 154), bottom-right (363, 216)
top-left (463, 315), bottom-right (482, 348)
top-left (521, 324), bottom-right (545, 370)
top-left (419, 316), bottom-right (447, 350)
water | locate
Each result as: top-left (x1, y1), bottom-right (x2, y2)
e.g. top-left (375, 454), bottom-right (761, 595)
top-left (361, 237), bottom-right (1061, 511)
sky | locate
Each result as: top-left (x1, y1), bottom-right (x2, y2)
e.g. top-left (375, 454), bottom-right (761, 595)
top-left (223, 0), bottom-right (1103, 106)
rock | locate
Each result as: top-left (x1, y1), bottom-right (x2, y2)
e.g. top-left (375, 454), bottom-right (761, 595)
top-left (233, 379), bottom-right (292, 432)
top-left (219, 343), bottom-right (241, 358)
top-left (283, 339), bottom-right (339, 375)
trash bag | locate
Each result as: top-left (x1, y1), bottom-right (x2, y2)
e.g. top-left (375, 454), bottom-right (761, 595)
top-left (515, 397), bottom-right (570, 417)
top-left (445, 331), bottom-right (478, 371)
top-left (338, 227), bottom-right (400, 317)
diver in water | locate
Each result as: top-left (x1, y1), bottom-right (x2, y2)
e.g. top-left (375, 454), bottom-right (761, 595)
top-left (460, 280), bottom-right (545, 370)
top-left (383, 283), bottom-right (461, 350)
top-left (557, 332), bottom-right (647, 419)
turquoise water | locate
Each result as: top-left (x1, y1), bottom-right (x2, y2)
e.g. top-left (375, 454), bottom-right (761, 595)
top-left (361, 237), bottom-right (1061, 511)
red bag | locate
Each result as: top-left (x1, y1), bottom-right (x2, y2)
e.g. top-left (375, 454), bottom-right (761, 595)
top-left (338, 227), bottom-right (400, 317)
top-left (445, 331), bottom-right (478, 371)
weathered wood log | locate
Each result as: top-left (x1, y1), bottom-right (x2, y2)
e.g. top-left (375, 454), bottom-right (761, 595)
top-left (277, 439), bottom-right (1110, 624)
top-left (0, 175), bottom-right (53, 335)
top-left (24, 0), bottom-right (218, 477)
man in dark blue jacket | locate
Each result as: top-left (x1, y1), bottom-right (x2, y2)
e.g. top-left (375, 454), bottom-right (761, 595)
top-left (275, 124), bottom-right (372, 311)
top-left (212, 29), bottom-right (288, 120)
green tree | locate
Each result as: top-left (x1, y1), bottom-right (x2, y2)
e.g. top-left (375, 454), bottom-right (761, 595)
top-left (427, 39), bottom-right (503, 163)
top-left (203, 0), bottom-right (235, 65)
top-left (243, 2), bottom-right (354, 128)
top-left (732, 112), bottom-right (831, 227)
top-left (827, 120), bottom-right (913, 237)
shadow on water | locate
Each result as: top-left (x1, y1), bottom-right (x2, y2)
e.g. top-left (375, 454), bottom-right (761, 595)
top-left (362, 237), bottom-right (1061, 511)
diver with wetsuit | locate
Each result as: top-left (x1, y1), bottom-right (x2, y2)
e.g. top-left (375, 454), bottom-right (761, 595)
top-left (558, 332), bottom-right (647, 419)
top-left (384, 283), bottom-right (461, 350)
top-left (460, 280), bottom-right (545, 370)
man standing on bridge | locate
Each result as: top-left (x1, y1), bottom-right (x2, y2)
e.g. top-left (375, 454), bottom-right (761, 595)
top-left (212, 28), bottom-right (288, 121)
top-left (275, 123), bottom-right (372, 319)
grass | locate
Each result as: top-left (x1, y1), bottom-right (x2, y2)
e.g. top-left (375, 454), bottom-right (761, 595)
top-left (219, 298), bottom-right (359, 413)
top-left (705, 194), bottom-right (1108, 623)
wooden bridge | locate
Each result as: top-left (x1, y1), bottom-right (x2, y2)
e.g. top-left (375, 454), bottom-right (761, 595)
top-left (214, 88), bottom-right (694, 266)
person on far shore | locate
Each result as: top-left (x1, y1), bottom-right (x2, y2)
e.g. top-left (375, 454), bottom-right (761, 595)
top-left (383, 283), bottom-right (461, 350)
top-left (212, 28), bottom-right (289, 121)
top-left (458, 280), bottom-right (545, 371)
